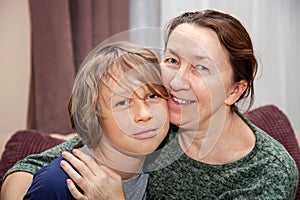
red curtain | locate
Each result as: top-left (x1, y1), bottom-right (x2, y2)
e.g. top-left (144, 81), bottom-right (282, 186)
top-left (27, 0), bottom-right (129, 134)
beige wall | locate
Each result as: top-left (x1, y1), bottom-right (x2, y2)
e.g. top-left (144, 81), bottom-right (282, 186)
top-left (0, 0), bottom-right (30, 153)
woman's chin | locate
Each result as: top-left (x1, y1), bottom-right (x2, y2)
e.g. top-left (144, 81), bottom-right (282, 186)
top-left (169, 113), bottom-right (182, 127)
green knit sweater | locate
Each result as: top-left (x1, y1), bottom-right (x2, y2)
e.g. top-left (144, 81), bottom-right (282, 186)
top-left (4, 115), bottom-right (298, 199)
top-left (145, 116), bottom-right (298, 199)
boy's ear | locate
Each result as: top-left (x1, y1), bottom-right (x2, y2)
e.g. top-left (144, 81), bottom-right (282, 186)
top-left (225, 80), bottom-right (248, 106)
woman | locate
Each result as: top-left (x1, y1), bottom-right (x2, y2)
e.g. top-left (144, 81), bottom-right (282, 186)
top-left (1, 10), bottom-right (298, 199)
top-left (145, 10), bottom-right (298, 199)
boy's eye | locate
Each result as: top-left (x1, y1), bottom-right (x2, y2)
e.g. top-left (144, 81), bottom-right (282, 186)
top-left (147, 93), bottom-right (159, 99)
top-left (115, 99), bottom-right (130, 107)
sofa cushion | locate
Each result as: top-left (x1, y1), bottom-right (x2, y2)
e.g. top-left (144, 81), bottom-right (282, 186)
top-left (245, 105), bottom-right (300, 162)
top-left (245, 105), bottom-right (300, 198)
top-left (0, 130), bottom-right (65, 188)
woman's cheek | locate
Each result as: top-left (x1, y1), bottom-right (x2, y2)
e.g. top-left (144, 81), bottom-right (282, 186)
top-left (160, 64), bottom-right (174, 89)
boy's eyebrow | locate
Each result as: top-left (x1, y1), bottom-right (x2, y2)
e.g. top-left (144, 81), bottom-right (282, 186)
top-left (111, 90), bottom-right (131, 99)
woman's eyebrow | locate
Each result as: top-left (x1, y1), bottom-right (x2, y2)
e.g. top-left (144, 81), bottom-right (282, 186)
top-left (192, 54), bottom-right (212, 62)
top-left (166, 48), bottom-right (183, 55)
top-left (166, 48), bottom-right (212, 63)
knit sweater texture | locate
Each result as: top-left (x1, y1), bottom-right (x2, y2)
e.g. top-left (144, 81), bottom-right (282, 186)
top-left (145, 115), bottom-right (298, 199)
top-left (4, 115), bottom-right (298, 199)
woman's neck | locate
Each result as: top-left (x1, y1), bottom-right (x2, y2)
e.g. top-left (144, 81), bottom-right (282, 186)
top-left (90, 135), bottom-right (146, 180)
top-left (178, 106), bottom-right (228, 158)
top-left (178, 108), bottom-right (255, 164)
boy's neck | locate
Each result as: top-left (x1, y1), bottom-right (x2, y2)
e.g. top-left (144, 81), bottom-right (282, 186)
top-left (90, 135), bottom-right (146, 180)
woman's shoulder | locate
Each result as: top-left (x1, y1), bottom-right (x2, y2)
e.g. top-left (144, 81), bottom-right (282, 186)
top-left (35, 155), bottom-right (66, 175)
top-left (239, 111), bottom-right (292, 156)
top-left (245, 117), bottom-right (298, 174)
top-left (236, 111), bottom-right (297, 174)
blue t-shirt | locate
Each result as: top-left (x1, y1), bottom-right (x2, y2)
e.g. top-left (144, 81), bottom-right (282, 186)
top-left (24, 146), bottom-right (148, 200)
top-left (24, 156), bottom-right (72, 199)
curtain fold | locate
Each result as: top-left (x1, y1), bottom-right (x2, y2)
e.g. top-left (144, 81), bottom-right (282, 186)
top-left (28, 0), bottom-right (129, 134)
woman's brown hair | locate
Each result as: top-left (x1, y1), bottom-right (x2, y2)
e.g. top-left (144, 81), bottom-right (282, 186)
top-left (166, 9), bottom-right (258, 111)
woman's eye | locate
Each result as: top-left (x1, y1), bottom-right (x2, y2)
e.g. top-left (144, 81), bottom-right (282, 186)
top-left (147, 93), bottom-right (159, 99)
top-left (164, 57), bottom-right (179, 66)
top-left (193, 65), bottom-right (209, 75)
top-left (196, 65), bottom-right (208, 71)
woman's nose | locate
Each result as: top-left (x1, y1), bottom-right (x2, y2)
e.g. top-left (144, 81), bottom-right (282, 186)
top-left (133, 101), bottom-right (152, 123)
top-left (169, 66), bottom-right (190, 91)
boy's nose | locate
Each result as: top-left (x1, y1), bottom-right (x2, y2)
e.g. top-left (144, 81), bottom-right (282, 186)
top-left (133, 101), bottom-right (152, 123)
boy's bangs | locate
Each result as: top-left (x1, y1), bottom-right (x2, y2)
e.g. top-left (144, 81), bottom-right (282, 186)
top-left (100, 54), bottom-right (167, 99)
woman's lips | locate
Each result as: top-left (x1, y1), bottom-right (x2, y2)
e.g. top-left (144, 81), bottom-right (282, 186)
top-left (168, 94), bottom-right (196, 106)
top-left (172, 96), bottom-right (195, 104)
top-left (133, 129), bottom-right (158, 139)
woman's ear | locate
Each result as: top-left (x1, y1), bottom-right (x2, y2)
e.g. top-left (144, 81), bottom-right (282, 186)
top-left (225, 80), bottom-right (248, 106)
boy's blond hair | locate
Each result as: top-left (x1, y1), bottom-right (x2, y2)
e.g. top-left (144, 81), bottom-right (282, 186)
top-left (69, 41), bottom-right (168, 148)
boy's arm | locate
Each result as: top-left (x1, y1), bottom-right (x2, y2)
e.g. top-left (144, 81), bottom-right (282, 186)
top-left (0, 136), bottom-right (80, 200)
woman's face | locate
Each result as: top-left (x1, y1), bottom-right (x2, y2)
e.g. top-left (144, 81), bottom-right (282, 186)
top-left (99, 76), bottom-right (169, 155)
top-left (161, 23), bottom-right (235, 130)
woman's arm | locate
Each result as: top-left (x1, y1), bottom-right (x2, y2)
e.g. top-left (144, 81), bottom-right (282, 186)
top-left (1, 172), bottom-right (33, 200)
top-left (0, 137), bottom-right (80, 200)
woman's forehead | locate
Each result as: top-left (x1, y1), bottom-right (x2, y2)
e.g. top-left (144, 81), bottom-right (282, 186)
top-left (167, 24), bottom-right (229, 68)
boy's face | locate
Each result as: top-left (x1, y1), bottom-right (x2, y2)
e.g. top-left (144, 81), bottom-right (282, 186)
top-left (98, 78), bottom-right (169, 155)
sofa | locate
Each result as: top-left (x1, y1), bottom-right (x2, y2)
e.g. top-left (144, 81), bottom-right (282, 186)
top-left (0, 105), bottom-right (299, 197)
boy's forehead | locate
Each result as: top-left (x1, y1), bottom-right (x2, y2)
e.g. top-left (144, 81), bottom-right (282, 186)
top-left (112, 84), bottom-right (149, 99)
top-left (99, 61), bottom-right (162, 100)
top-left (100, 75), bottom-right (146, 97)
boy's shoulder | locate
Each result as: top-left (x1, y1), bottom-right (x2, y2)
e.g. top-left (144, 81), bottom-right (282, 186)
top-left (24, 156), bottom-right (72, 199)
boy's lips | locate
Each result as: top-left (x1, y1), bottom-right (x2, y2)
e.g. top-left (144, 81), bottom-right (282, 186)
top-left (133, 129), bottom-right (158, 139)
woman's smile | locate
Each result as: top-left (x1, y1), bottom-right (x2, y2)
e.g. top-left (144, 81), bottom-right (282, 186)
top-left (170, 94), bottom-right (196, 105)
